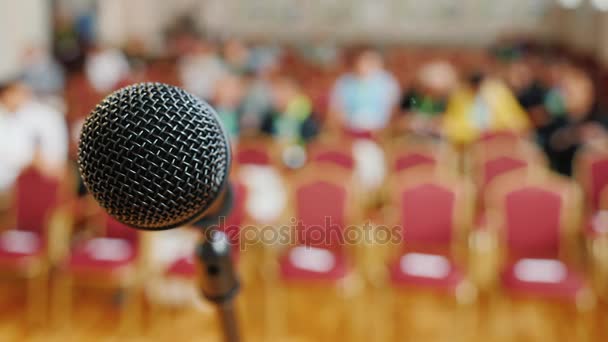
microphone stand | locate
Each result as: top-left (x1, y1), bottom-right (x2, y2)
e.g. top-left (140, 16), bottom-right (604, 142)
top-left (194, 184), bottom-right (241, 342)
top-left (196, 230), bottom-right (241, 342)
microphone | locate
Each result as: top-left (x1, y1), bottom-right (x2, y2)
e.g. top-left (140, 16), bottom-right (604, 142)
top-left (78, 82), bottom-right (231, 230)
top-left (78, 83), bottom-right (240, 342)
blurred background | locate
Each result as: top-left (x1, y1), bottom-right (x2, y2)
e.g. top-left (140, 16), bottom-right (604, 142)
top-left (2, 0), bottom-right (608, 341)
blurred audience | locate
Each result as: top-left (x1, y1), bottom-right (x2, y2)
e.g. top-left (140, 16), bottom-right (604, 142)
top-left (442, 71), bottom-right (530, 144)
top-left (22, 46), bottom-right (66, 97)
top-left (240, 64), bottom-right (278, 135)
top-left (330, 50), bottom-right (400, 133)
top-left (222, 39), bottom-right (252, 75)
top-left (0, 80), bottom-right (68, 190)
top-left (213, 74), bottom-right (246, 142)
top-left (262, 77), bottom-right (318, 145)
top-left (536, 67), bottom-right (608, 175)
top-left (84, 45), bottom-right (131, 93)
top-left (178, 39), bottom-right (227, 102)
top-left (400, 60), bottom-right (458, 137)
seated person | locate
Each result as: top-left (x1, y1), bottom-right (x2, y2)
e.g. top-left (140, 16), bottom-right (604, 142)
top-left (221, 39), bottom-right (252, 76)
top-left (0, 79), bottom-right (68, 190)
top-left (178, 38), bottom-right (226, 102)
top-left (84, 44), bottom-right (131, 93)
top-left (212, 75), bottom-right (246, 143)
top-left (329, 50), bottom-right (400, 133)
top-left (504, 59), bottom-right (550, 127)
top-left (442, 72), bottom-right (530, 145)
top-left (261, 77), bottom-right (319, 145)
top-left (400, 61), bottom-right (458, 137)
top-left (536, 67), bottom-right (608, 176)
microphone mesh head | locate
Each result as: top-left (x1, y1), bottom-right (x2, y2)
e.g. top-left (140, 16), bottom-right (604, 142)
top-left (78, 83), bottom-right (230, 230)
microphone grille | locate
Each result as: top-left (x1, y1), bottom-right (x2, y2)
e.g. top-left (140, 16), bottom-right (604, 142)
top-left (78, 83), bottom-right (230, 230)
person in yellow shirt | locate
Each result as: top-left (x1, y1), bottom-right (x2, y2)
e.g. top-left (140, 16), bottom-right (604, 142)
top-left (442, 72), bottom-right (531, 145)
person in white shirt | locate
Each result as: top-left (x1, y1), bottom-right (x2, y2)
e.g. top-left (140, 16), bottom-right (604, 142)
top-left (178, 40), bottom-right (227, 102)
top-left (0, 80), bottom-right (68, 191)
top-left (84, 45), bottom-right (131, 93)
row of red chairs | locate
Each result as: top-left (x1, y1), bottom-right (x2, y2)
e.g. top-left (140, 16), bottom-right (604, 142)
top-left (1, 136), bottom-right (607, 335)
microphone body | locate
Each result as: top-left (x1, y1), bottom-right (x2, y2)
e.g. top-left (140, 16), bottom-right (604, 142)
top-left (78, 82), bottom-right (231, 230)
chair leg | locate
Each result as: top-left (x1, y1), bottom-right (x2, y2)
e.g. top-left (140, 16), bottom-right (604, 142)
top-left (575, 307), bottom-right (595, 342)
top-left (489, 292), bottom-right (512, 341)
top-left (454, 297), bottom-right (477, 342)
top-left (119, 285), bottom-right (142, 335)
top-left (26, 269), bottom-right (48, 327)
top-left (51, 272), bottom-right (72, 330)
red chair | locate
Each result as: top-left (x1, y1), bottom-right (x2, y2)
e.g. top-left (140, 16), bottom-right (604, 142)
top-left (273, 165), bottom-right (361, 340)
top-left (385, 169), bottom-right (475, 340)
top-left (575, 146), bottom-right (608, 212)
top-left (476, 130), bottom-right (520, 144)
top-left (0, 167), bottom-right (68, 325)
top-left (387, 169), bottom-right (473, 292)
top-left (468, 141), bottom-right (547, 201)
top-left (53, 212), bottom-right (145, 332)
top-left (279, 166), bottom-right (355, 280)
top-left (481, 173), bottom-right (594, 339)
top-left (235, 140), bottom-right (275, 167)
top-left (388, 142), bottom-right (457, 174)
top-left (308, 144), bottom-right (354, 170)
top-left (393, 151), bottom-right (436, 172)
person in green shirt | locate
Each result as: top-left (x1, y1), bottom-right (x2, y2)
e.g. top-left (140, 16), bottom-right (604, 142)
top-left (212, 74), bottom-right (245, 142)
top-left (261, 77), bottom-right (319, 145)
top-left (399, 61), bottom-right (458, 138)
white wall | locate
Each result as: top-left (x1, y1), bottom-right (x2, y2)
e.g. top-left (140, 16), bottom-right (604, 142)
top-left (0, 0), bottom-right (50, 79)
top-left (97, 0), bottom-right (201, 53)
top-left (200, 0), bottom-right (557, 45)
top-left (97, 0), bottom-right (558, 47)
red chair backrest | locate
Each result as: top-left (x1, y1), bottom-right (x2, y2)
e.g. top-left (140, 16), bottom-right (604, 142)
top-left (482, 156), bottom-right (528, 188)
top-left (104, 214), bottom-right (138, 243)
top-left (399, 182), bottom-right (457, 246)
top-left (311, 150), bottom-right (354, 170)
top-left (15, 167), bottom-right (61, 234)
top-left (477, 130), bottom-right (520, 143)
top-left (589, 158), bottom-right (608, 210)
top-left (235, 147), bottom-right (271, 166)
top-left (295, 180), bottom-right (347, 248)
top-left (503, 186), bottom-right (563, 258)
top-left (394, 152), bottom-right (436, 173)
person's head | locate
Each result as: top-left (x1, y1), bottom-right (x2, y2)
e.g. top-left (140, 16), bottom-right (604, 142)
top-left (467, 71), bottom-right (486, 92)
top-left (505, 61), bottom-right (533, 91)
top-left (223, 39), bottom-right (249, 67)
top-left (417, 60), bottom-right (458, 96)
top-left (214, 74), bottom-right (244, 108)
top-left (560, 68), bottom-right (594, 120)
top-left (0, 80), bottom-right (30, 112)
top-left (270, 77), bottom-right (301, 112)
top-left (355, 50), bottom-right (383, 78)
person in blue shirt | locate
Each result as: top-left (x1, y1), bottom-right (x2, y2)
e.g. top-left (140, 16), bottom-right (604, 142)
top-left (330, 50), bottom-right (400, 133)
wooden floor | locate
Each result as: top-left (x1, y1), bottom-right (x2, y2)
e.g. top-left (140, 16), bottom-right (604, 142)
top-left (0, 274), bottom-right (607, 342)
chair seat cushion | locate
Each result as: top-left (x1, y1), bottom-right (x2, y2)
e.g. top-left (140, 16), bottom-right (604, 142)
top-left (389, 252), bottom-right (464, 292)
top-left (0, 229), bottom-right (44, 264)
top-left (279, 246), bottom-right (348, 282)
top-left (165, 247), bottom-right (240, 279)
top-left (501, 258), bottom-right (586, 300)
top-left (69, 237), bottom-right (136, 272)
top-left (166, 256), bottom-right (197, 278)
